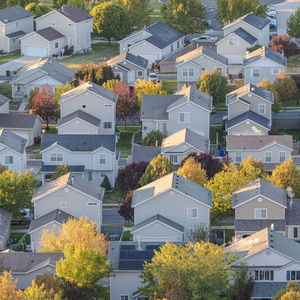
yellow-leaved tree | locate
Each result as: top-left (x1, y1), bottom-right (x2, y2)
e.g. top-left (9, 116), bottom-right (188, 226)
top-left (22, 281), bottom-right (63, 300)
top-left (0, 271), bottom-right (22, 300)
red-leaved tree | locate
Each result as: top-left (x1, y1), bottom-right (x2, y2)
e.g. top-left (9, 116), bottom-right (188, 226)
top-left (118, 191), bottom-right (134, 222)
top-left (269, 35), bottom-right (298, 57)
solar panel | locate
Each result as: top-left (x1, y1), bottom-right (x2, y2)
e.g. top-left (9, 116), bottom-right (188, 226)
top-left (146, 245), bottom-right (162, 251)
top-left (120, 245), bottom-right (135, 250)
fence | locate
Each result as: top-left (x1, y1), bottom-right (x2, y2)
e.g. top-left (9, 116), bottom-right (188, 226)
top-left (293, 141), bottom-right (300, 155)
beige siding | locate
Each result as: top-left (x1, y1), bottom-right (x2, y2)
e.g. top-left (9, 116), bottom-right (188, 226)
top-left (224, 22), bottom-right (259, 40)
top-left (227, 120), bottom-right (269, 135)
top-left (74, 20), bottom-right (93, 52)
top-left (228, 101), bottom-right (249, 119)
top-left (13, 70), bottom-right (45, 85)
top-left (244, 93), bottom-right (272, 121)
top-left (217, 35), bottom-right (250, 56)
top-left (57, 119), bottom-right (99, 134)
top-left (21, 32), bottom-right (49, 53)
top-left (48, 37), bottom-right (67, 56)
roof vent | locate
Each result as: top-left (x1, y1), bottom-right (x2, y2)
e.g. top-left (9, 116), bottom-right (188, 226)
top-left (270, 223), bottom-right (274, 232)
top-left (251, 87), bottom-right (255, 91)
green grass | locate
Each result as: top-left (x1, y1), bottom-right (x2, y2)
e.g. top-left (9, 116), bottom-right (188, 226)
top-left (11, 224), bottom-right (30, 230)
top-left (42, 125), bottom-right (58, 134)
top-left (278, 129), bottom-right (300, 141)
top-left (123, 231), bottom-right (133, 241)
top-left (281, 99), bottom-right (300, 107)
top-left (0, 81), bottom-right (12, 98)
top-left (225, 229), bottom-right (235, 244)
top-left (287, 53), bottom-right (300, 68)
top-left (0, 52), bottom-right (22, 65)
top-left (26, 143), bottom-right (42, 159)
top-left (10, 233), bottom-right (30, 244)
top-left (149, 0), bottom-right (163, 24)
top-left (210, 124), bottom-right (224, 147)
top-left (162, 80), bottom-right (177, 94)
top-left (215, 102), bottom-right (227, 108)
top-left (103, 189), bottom-right (127, 204)
top-left (9, 101), bottom-right (21, 110)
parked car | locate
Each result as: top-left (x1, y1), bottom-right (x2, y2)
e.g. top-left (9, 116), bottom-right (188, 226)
top-left (149, 73), bottom-right (159, 82)
top-left (191, 35), bottom-right (217, 43)
top-left (268, 18), bottom-right (276, 29)
top-left (267, 6), bottom-right (276, 17)
top-left (211, 106), bottom-right (216, 114)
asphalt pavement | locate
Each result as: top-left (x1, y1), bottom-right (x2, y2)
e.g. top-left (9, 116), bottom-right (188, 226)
top-left (102, 209), bottom-right (126, 225)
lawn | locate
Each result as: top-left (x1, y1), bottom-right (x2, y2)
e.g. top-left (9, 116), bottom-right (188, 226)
top-left (103, 189), bottom-right (127, 204)
top-left (26, 143), bottom-right (42, 159)
top-left (162, 80), bottom-right (177, 94)
top-left (10, 233), bottom-right (30, 245)
top-left (9, 101), bottom-right (22, 110)
top-left (149, 0), bottom-right (163, 24)
top-left (278, 129), bottom-right (300, 141)
top-left (210, 124), bottom-right (224, 147)
top-left (42, 125), bottom-right (58, 134)
top-left (0, 81), bottom-right (12, 98)
top-left (123, 231), bottom-right (133, 241)
top-left (0, 52), bottom-right (22, 65)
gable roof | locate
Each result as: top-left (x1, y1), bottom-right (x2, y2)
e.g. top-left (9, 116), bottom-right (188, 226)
top-left (36, 27), bottom-right (65, 41)
top-left (233, 27), bottom-right (257, 45)
top-left (0, 5), bottom-right (33, 24)
top-left (107, 52), bottom-right (148, 70)
top-left (5, 30), bottom-right (25, 38)
top-left (0, 113), bottom-right (39, 129)
top-left (132, 172), bottom-right (212, 207)
top-left (285, 198), bottom-right (300, 225)
top-left (56, 5), bottom-right (93, 23)
top-left (32, 173), bottom-right (104, 202)
top-left (41, 134), bottom-right (116, 152)
top-left (235, 219), bottom-right (286, 233)
top-left (56, 110), bottom-right (101, 128)
top-left (132, 145), bottom-right (161, 164)
top-left (0, 95), bottom-right (10, 108)
top-left (0, 129), bottom-right (27, 154)
top-left (223, 13), bottom-right (269, 30)
top-left (252, 282), bottom-right (289, 299)
top-left (0, 208), bottom-right (12, 239)
top-left (232, 178), bottom-right (287, 208)
top-left (243, 46), bottom-right (287, 68)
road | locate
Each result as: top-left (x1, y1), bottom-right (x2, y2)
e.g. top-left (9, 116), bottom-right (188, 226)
top-left (0, 56), bottom-right (39, 76)
top-left (102, 209), bottom-right (126, 225)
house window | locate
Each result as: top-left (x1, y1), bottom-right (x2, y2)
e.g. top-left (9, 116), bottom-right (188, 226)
top-left (137, 70), bottom-right (143, 77)
top-left (170, 155), bottom-right (178, 164)
top-left (272, 68), bottom-right (279, 75)
top-left (217, 67), bottom-right (222, 72)
top-left (254, 208), bottom-right (267, 219)
top-left (126, 43), bottom-right (132, 49)
top-left (287, 271), bottom-right (300, 281)
top-left (121, 296), bottom-right (129, 300)
top-left (255, 270), bottom-right (274, 281)
top-left (16, 22), bottom-right (18, 28)
top-left (258, 104), bottom-right (266, 114)
top-left (157, 122), bottom-right (167, 134)
top-left (182, 37), bottom-right (184, 44)
top-left (114, 72), bottom-right (122, 81)
top-left (5, 156), bottom-right (13, 164)
top-left (229, 36), bottom-right (238, 45)
top-left (16, 84), bottom-right (21, 92)
top-left (51, 22), bottom-right (55, 27)
top-left (51, 153), bottom-right (63, 162)
top-left (60, 202), bottom-right (66, 209)
top-left (189, 68), bottom-right (194, 76)
top-left (82, 104), bottom-right (87, 109)
top-left (100, 171), bottom-right (106, 177)
top-left (236, 152), bottom-right (242, 163)
top-left (177, 40), bottom-right (180, 48)
top-left (251, 68), bottom-right (260, 78)
top-left (179, 112), bottom-right (190, 123)
top-left (77, 38), bottom-right (80, 46)
top-left (171, 44), bottom-right (173, 52)
top-left (265, 152), bottom-right (272, 163)
top-left (100, 154), bottom-right (106, 164)
top-left (68, 23), bottom-right (74, 26)
top-left (187, 208), bottom-right (198, 218)
top-left (103, 122), bottom-right (112, 129)
top-left (87, 202), bottom-right (98, 206)
top-left (55, 42), bottom-right (58, 49)
top-left (294, 227), bottom-right (299, 239)
top-left (279, 152), bottom-right (285, 163)
top-left (182, 67), bottom-right (194, 77)
top-left (13, 38), bottom-right (16, 43)
top-left (87, 35), bottom-right (90, 43)
top-left (104, 104), bottom-right (112, 107)
top-left (183, 67), bottom-right (188, 76)
top-left (68, 38), bottom-right (74, 47)
top-left (88, 171), bottom-right (92, 181)
top-left (201, 67), bottom-right (206, 72)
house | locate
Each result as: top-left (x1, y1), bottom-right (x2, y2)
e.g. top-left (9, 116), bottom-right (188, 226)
top-left (226, 135), bottom-right (293, 171)
top-left (176, 46), bottom-right (228, 90)
top-left (40, 134), bottom-right (118, 186)
top-left (141, 86), bottom-right (212, 139)
top-left (216, 13), bottom-right (269, 74)
top-left (107, 52), bottom-right (148, 85)
top-left (10, 58), bottom-right (75, 99)
top-left (23, 5), bottom-right (93, 56)
top-left (131, 144), bottom-right (161, 164)
top-left (243, 46), bottom-right (287, 85)
top-left (226, 227), bottom-right (300, 299)
top-left (0, 113), bottom-right (42, 146)
top-left (0, 5), bottom-right (33, 53)
top-left (31, 173), bottom-right (104, 229)
top-left (0, 129), bottom-right (27, 173)
top-left (0, 208), bottom-right (13, 251)
top-left (226, 83), bottom-right (273, 136)
top-left (0, 251), bottom-right (63, 289)
top-left (57, 81), bottom-right (118, 135)
top-left (0, 94), bottom-right (10, 113)
top-left (131, 172), bottom-right (212, 242)
top-left (28, 209), bottom-right (74, 252)
top-left (119, 22), bottom-right (185, 66)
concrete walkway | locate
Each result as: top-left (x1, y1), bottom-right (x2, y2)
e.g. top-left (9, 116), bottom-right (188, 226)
top-left (17, 101), bottom-right (28, 112)
top-left (11, 229), bottom-right (28, 233)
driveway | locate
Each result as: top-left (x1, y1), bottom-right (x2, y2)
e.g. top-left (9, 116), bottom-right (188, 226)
top-left (102, 209), bottom-right (126, 225)
top-left (0, 56), bottom-right (40, 76)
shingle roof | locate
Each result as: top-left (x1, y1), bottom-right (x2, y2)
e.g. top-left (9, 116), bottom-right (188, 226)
top-left (0, 113), bottom-right (38, 129)
top-left (32, 173), bottom-right (104, 202)
top-left (56, 110), bottom-right (101, 128)
top-left (0, 95), bottom-right (10, 108)
top-left (59, 81), bottom-right (118, 104)
top-left (243, 46), bottom-right (287, 67)
top-left (223, 13), bottom-right (269, 30)
top-left (233, 27), bottom-right (257, 45)
top-left (132, 172), bottom-right (212, 207)
top-left (252, 282), bottom-right (288, 299)
top-left (56, 5), bottom-right (93, 23)
top-left (5, 30), bottom-right (25, 38)
top-left (131, 214), bottom-right (184, 233)
top-left (107, 52), bottom-right (148, 70)
top-left (41, 165), bottom-right (85, 173)
top-left (0, 5), bottom-right (33, 24)
top-left (41, 134), bottom-right (116, 152)
top-left (286, 198), bottom-right (300, 225)
top-left (36, 27), bottom-right (65, 41)
top-left (0, 208), bottom-right (12, 239)
top-left (132, 145), bottom-right (161, 164)
top-left (232, 178), bottom-right (287, 208)
top-left (235, 219), bottom-right (286, 232)
top-left (0, 129), bottom-right (27, 153)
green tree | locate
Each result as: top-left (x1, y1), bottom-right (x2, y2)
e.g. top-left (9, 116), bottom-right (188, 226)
top-left (287, 8), bottom-right (300, 38)
top-left (144, 130), bottom-right (166, 146)
top-left (247, 44), bottom-right (262, 53)
top-left (139, 155), bottom-right (174, 186)
top-left (25, 2), bottom-right (50, 19)
top-left (52, 0), bottom-right (67, 9)
top-left (66, 0), bottom-right (87, 11)
top-left (274, 282), bottom-right (300, 300)
top-left (90, 2), bottom-right (131, 45)
top-left (0, 164), bottom-right (7, 174)
top-left (161, 0), bottom-right (206, 35)
top-left (196, 68), bottom-right (228, 106)
top-left (188, 223), bottom-right (210, 242)
top-left (100, 175), bottom-right (112, 192)
top-left (102, 78), bottom-right (119, 91)
top-left (51, 164), bottom-right (69, 181)
top-left (22, 280), bottom-right (63, 300)
top-left (0, 271), bottom-right (22, 300)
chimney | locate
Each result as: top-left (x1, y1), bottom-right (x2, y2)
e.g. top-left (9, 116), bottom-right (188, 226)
top-left (70, 175), bottom-right (74, 185)
top-left (137, 235), bottom-right (142, 251)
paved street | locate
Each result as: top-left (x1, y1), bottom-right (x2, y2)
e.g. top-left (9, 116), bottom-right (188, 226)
top-left (102, 209), bottom-right (126, 225)
top-left (0, 56), bottom-right (39, 76)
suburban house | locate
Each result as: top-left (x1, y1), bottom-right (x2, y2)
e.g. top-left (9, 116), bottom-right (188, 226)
top-left (226, 83), bottom-right (273, 136)
top-left (0, 208), bottom-right (12, 251)
top-left (226, 228), bottom-right (300, 299)
top-left (40, 134), bottom-right (118, 186)
top-left (226, 135), bottom-right (293, 171)
top-left (216, 13), bottom-right (269, 74)
top-left (175, 46), bottom-right (228, 90)
top-left (131, 172), bottom-right (212, 242)
top-left (22, 5), bottom-right (93, 57)
top-left (0, 129), bottom-right (27, 173)
top-left (0, 5), bottom-right (33, 53)
top-left (0, 94), bottom-right (10, 113)
top-left (243, 46), bottom-right (287, 85)
top-left (10, 58), bottom-right (75, 99)
top-left (0, 114), bottom-right (42, 146)
top-left (119, 22), bottom-right (185, 66)
top-left (0, 251), bottom-right (63, 289)
top-left (141, 86), bottom-right (212, 139)
top-left (107, 52), bottom-right (149, 85)
top-left (57, 81), bottom-right (118, 135)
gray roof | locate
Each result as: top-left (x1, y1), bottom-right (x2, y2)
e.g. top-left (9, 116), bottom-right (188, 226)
top-left (243, 46), bottom-right (287, 68)
top-left (232, 178), bottom-right (287, 208)
top-left (286, 198), bottom-right (300, 225)
top-left (131, 214), bottom-right (184, 233)
top-left (41, 165), bottom-right (85, 173)
top-left (0, 129), bottom-right (27, 154)
top-left (224, 13), bottom-right (269, 30)
top-left (252, 282), bottom-right (288, 299)
top-left (56, 5), bottom-right (93, 23)
top-left (132, 172), bottom-right (212, 207)
top-left (5, 30), bottom-right (25, 38)
top-left (32, 173), bottom-right (104, 202)
top-left (226, 110), bottom-right (271, 130)
top-left (28, 209), bottom-right (74, 233)
top-left (41, 134), bottom-right (116, 152)
top-left (0, 95), bottom-right (10, 108)
top-left (56, 110), bottom-right (101, 128)
top-left (233, 27), bottom-right (257, 45)
top-left (0, 113), bottom-right (38, 129)
top-left (132, 145), bottom-right (161, 164)
top-left (0, 208), bottom-right (12, 239)
top-left (235, 219), bottom-right (286, 232)
top-left (36, 27), bottom-right (65, 41)
top-left (0, 5), bottom-right (33, 24)
top-left (107, 52), bottom-right (148, 70)
top-left (59, 81), bottom-right (118, 104)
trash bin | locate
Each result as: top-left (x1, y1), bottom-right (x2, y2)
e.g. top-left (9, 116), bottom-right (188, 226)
top-left (6, 70), bottom-right (10, 76)
top-left (219, 149), bottom-right (224, 157)
top-left (34, 137), bottom-right (41, 144)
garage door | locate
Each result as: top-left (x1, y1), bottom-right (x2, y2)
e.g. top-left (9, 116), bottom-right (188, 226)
top-left (23, 45), bottom-right (47, 57)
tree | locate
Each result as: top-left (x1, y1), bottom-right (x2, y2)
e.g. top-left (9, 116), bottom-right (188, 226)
top-left (216, 0), bottom-right (267, 24)
top-left (274, 282), bottom-right (300, 300)
top-left (144, 130), bottom-right (166, 146)
top-left (66, 0), bottom-right (87, 11)
top-left (161, 0), bottom-right (206, 35)
top-left (112, 81), bottom-right (139, 128)
top-left (0, 164), bottom-right (7, 174)
top-left (52, 0), bottom-right (67, 9)
top-left (39, 217), bottom-right (109, 256)
top-left (196, 68), bottom-right (228, 106)
top-left (118, 191), bottom-right (134, 222)
top-left (116, 162), bottom-right (148, 191)
top-left (188, 223), bottom-right (210, 242)
top-left (35, 273), bottom-right (62, 295)
top-left (51, 164), bottom-right (69, 181)
top-left (28, 84), bottom-right (57, 129)
top-left (139, 155), bottom-right (174, 186)
top-left (287, 8), bottom-right (300, 38)
top-left (0, 271), bottom-right (22, 300)
top-left (177, 157), bottom-right (208, 186)
top-left (269, 35), bottom-right (298, 57)
top-left (139, 242), bottom-right (236, 299)
top-left (247, 44), bottom-right (262, 53)
top-left (22, 281), bottom-right (63, 300)
top-left (100, 175), bottom-right (112, 192)
top-left (134, 79), bottom-right (167, 110)
top-left (90, 2), bottom-right (131, 45)
top-left (102, 78), bottom-right (119, 91)
top-left (25, 2), bottom-right (50, 19)
top-left (274, 72), bottom-right (298, 110)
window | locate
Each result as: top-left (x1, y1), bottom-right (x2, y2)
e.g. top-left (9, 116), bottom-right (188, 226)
top-left (100, 154), bottom-right (106, 164)
top-left (279, 152), bottom-right (285, 163)
top-left (114, 72), bottom-right (122, 81)
top-left (51, 22), bottom-right (55, 27)
top-left (187, 208), bottom-right (198, 218)
top-left (170, 155), bottom-right (178, 164)
top-left (51, 154), bottom-right (63, 162)
top-left (183, 67), bottom-right (188, 77)
top-left (68, 38), bottom-right (74, 47)
top-left (177, 40), bottom-right (180, 48)
top-left (171, 44), bottom-right (173, 52)
top-left (182, 67), bottom-right (194, 77)
top-left (251, 68), bottom-right (260, 78)
top-left (217, 67), bottom-right (222, 72)
top-left (136, 70), bottom-right (143, 77)
top-left (179, 112), bottom-right (190, 123)
top-left (100, 171), bottom-right (106, 177)
top-left (189, 68), bottom-right (194, 76)
top-left (255, 270), bottom-right (274, 281)
top-left (229, 36), bottom-right (238, 45)
top-left (82, 104), bottom-right (86, 109)
top-left (294, 227), bottom-right (299, 239)
top-left (16, 22), bottom-right (18, 28)
top-left (104, 104), bottom-right (112, 107)
top-left (254, 208), bottom-right (267, 219)
top-left (126, 43), bottom-right (132, 49)
top-left (88, 202), bottom-right (98, 206)
top-left (258, 104), bottom-right (266, 114)
top-left (182, 37), bottom-right (184, 44)
top-left (121, 296), bottom-right (129, 300)
top-left (55, 42), bottom-right (58, 49)
top-left (287, 271), bottom-right (300, 281)
top-left (157, 122), bottom-right (167, 134)
top-left (5, 156), bottom-right (13, 164)
top-left (16, 84), bottom-right (21, 92)
top-left (103, 122), bottom-right (112, 129)
top-left (236, 152), bottom-right (242, 163)
top-left (272, 68), bottom-right (279, 75)
top-left (201, 67), bottom-right (206, 72)
top-left (87, 35), bottom-right (90, 43)
top-left (265, 152), bottom-right (272, 163)
top-left (88, 171), bottom-right (92, 181)
top-left (12, 38), bottom-right (15, 43)
top-left (77, 38), bottom-right (80, 46)
top-left (60, 202), bottom-right (66, 209)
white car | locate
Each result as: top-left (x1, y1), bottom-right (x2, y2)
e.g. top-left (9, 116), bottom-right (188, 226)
top-left (267, 6), bottom-right (276, 17)
top-left (191, 35), bottom-right (217, 43)
top-left (149, 73), bottom-right (159, 82)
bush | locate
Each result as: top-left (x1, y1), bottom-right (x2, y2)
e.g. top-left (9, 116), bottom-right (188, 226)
top-left (101, 176), bottom-right (112, 192)
top-left (144, 130), bottom-right (166, 146)
top-left (269, 35), bottom-right (298, 57)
